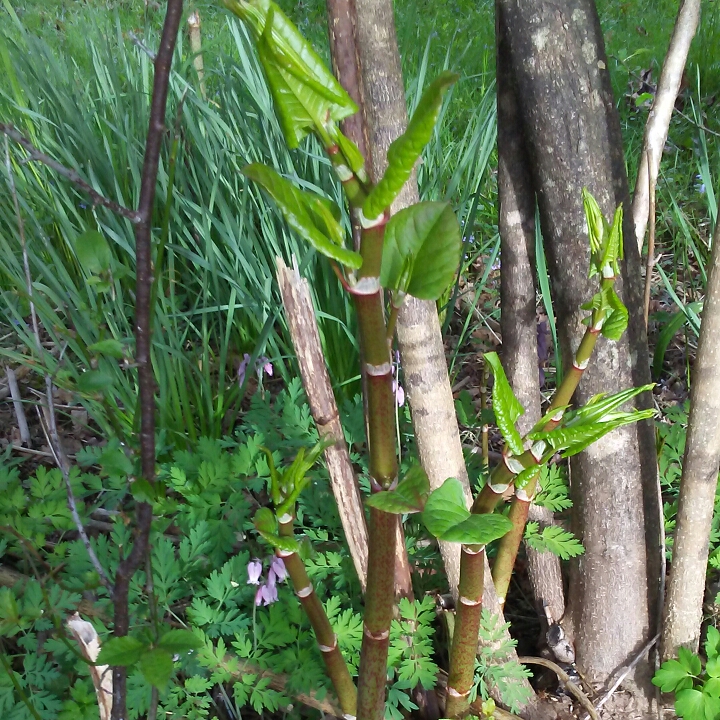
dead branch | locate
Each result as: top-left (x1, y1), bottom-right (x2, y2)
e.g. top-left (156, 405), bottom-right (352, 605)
top-left (1, 124), bottom-right (141, 224)
top-left (632, 0), bottom-right (701, 251)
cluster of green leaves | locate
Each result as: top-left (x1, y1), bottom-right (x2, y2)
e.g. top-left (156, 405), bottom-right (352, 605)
top-left (653, 627), bottom-right (720, 720)
top-left (471, 611), bottom-right (533, 713)
top-left (0, 380), bottom-right (445, 720)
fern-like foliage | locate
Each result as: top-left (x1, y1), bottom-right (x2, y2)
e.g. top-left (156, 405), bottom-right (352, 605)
top-left (524, 522), bottom-right (584, 560)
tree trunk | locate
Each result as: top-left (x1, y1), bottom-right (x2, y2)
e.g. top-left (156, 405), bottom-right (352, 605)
top-left (661, 212), bottom-right (720, 660)
top-left (498, 0), bottom-right (661, 713)
top-left (496, 0), bottom-right (565, 627)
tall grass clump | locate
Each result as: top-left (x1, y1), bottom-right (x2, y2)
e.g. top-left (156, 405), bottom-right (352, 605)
top-left (0, 8), bottom-right (499, 448)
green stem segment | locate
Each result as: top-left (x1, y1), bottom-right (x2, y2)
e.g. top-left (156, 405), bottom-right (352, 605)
top-left (445, 545), bottom-right (485, 718)
top-left (489, 275), bottom-right (617, 601)
top-left (278, 515), bottom-right (357, 717)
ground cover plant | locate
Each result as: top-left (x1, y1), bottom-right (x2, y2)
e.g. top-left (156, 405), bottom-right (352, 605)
top-left (1, 0), bottom-right (720, 719)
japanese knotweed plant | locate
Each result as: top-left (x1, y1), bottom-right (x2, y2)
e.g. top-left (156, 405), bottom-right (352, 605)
top-left (222, 2), bottom-right (655, 719)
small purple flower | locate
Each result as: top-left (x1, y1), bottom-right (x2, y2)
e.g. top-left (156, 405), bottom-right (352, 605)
top-left (254, 585), bottom-right (264, 606)
top-left (260, 581), bottom-right (278, 605)
top-left (270, 556), bottom-right (287, 583)
top-left (238, 353), bottom-right (252, 387)
top-left (247, 558), bottom-right (262, 585)
top-left (393, 380), bottom-right (405, 407)
top-left (257, 356), bottom-right (273, 380)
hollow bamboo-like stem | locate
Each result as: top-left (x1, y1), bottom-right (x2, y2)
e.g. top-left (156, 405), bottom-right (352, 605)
top-left (491, 472), bottom-right (540, 605)
top-left (327, 139), bottom-right (399, 720)
top-left (278, 515), bottom-right (357, 716)
top-left (445, 545), bottom-right (485, 718)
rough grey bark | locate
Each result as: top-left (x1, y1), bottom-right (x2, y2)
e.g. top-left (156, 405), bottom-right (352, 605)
top-left (498, 0), bottom-right (661, 713)
top-left (496, 0), bottom-right (565, 627)
top-left (661, 213), bottom-right (720, 660)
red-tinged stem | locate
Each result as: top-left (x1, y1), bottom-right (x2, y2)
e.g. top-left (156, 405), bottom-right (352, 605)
top-left (357, 507), bottom-right (397, 720)
top-left (445, 545), bottom-right (485, 718)
top-left (278, 515), bottom-right (357, 716)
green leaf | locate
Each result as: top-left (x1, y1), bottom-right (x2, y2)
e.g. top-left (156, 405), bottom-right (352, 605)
top-left (706, 626), bottom-right (720, 661)
top-left (363, 71), bottom-right (459, 218)
top-left (76, 369), bottom-right (115, 395)
top-left (675, 688), bottom-right (707, 720)
top-left (703, 678), bottom-right (720, 698)
top-left (254, 508), bottom-right (300, 553)
top-left (224, 0), bottom-right (357, 148)
top-left (524, 523), bottom-right (584, 560)
top-left (422, 478), bottom-right (512, 544)
top-left (157, 629), bottom-right (203, 655)
top-left (652, 658), bottom-right (694, 693)
top-left (139, 648), bottom-right (174, 690)
top-left (96, 636), bottom-right (145, 667)
top-left (366, 465), bottom-right (430, 514)
top-left (243, 163), bottom-right (361, 269)
top-left (74, 229), bottom-right (112, 275)
top-left (380, 201), bottom-right (461, 300)
top-left (332, 127), bottom-right (367, 180)
top-left (707, 658), bottom-right (720, 680)
top-left (86, 339), bottom-right (125, 359)
top-left (600, 287), bottom-right (629, 341)
top-left (484, 352), bottom-right (524, 456)
top-left (680, 646), bottom-right (703, 676)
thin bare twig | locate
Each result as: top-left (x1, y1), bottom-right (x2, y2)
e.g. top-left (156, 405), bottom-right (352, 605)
top-left (518, 657), bottom-right (599, 720)
top-left (36, 405), bottom-right (113, 592)
top-left (6, 132), bottom-right (113, 593)
top-left (1, 123), bottom-right (141, 224)
top-left (111, 3), bottom-right (184, 718)
top-left (644, 148), bottom-right (658, 329)
top-left (582, 634), bottom-right (660, 719)
top-left (5, 366), bottom-right (30, 445)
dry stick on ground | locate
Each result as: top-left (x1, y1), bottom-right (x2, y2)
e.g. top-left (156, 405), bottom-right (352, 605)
top-left (4, 136), bottom-right (112, 592)
top-left (643, 149), bottom-right (658, 329)
top-left (518, 657), bottom-right (598, 720)
top-left (276, 255), bottom-right (370, 591)
top-left (111, 3), bottom-right (184, 718)
top-left (661, 204), bottom-right (720, 659)
top-left (187, 11), bottom-right (207, 100)
top-left (0, 123), bottom-right (140, 224)
top-left (496, 0), bottom-right (565, 626)
top-left (631, 0), bottom-right (701, 252)
top-left (4, 366), bottom-right (30, 446)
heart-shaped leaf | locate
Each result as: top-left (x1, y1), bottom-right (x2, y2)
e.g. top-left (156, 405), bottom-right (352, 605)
top-left (74, 229), bottom-right (112, 275)
top-left (484, 352), bottom-right (524, 456)
top-left (96, 636), bottom-right (146, 667)
top-left (422, 478), bottom-right (512, 545)
top-left (380, 201), bottom-right (461, 300)
top-left (224, 0), bottom-right (357, 148)
top-left (243, 163), bottom-right (361, 269)
top-left (363, 72), bottom-right (458, 218)
top-left (139, 648), bottom-right (174, 690)
top-left (366, 465), bottom-right (430, 514)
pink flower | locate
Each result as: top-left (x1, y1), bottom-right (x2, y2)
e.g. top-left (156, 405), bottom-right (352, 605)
top-left (260, 582), bottom-right (278, 605)
top-left (263, 361), bottom-right (273, 377)
top-left (270, 556), bottom-right (287, 583)
top-left (238, 353), bottom-right (252, 387)
top-left (247, 559), bottom-right (262, 585)
top-left (254, 585), bottom-right (264, 606)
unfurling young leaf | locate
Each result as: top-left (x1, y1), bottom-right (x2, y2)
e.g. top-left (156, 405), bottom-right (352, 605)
top-left (243, 163), bottom-right (362, 269)
top-left (484, 352), bottom-right (524, 456)
top-left (422, 478), bottom-right (512, 545)
top-left (223, 0), bottom-right (357, 148)
top-left (380, 201), bottom-right (461, 300)
top-left (582, 188), bottom-right (623, 279)
top-left (253, 508), bottom-right (300, 553)
top-left (366, 465), bottom-right (430, 514)
top-left (363, 71), bottom-right (459, 219)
